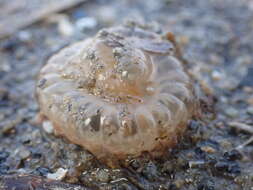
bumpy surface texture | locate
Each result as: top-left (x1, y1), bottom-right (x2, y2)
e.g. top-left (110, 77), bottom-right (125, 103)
top-left (36, 23), bottom-right (198, 163)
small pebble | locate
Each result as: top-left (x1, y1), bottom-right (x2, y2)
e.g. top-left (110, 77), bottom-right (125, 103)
top-left (227, 162), bottom-right (241, 174)
top-left (220, 96), bottom-right (228, 103)
top-left (214, 161), bottom-right (228, 172)
top-left (0, 87), bottom-right (8, 99)
top-left (130, 159), bottom-right (140, 169)
top-left (18, 31), bottom-right (32, 42)
top-left (58, 17), bottom-right (74, 37)
top-left (0, 61), bottom-right (11, 72)
top-left (178, 35), bottom-right (189, 46)
top-left (20, 134), bottom-right (31, 144)
top-left (47, 168), bottom-right (68, 180)
top-left (36, 167), bottom-right (51, 176)
top-left (243, 86), bottom-right (253, 93)
top-left (209, 54), bottom-right (222, 65)
top-left (214, 160), bottom-right (241, 175)
top-left (162, 161), bottom-right (174, 174)
top-left (42, 121), bottom-right (54, 134)
top-left (240, 67), bottom-right (253, 87)
top-left (141, 162), bottom-right (158, 180)
top-left (247, 96), bottom-right (253, 105)
top-left (188, 120), bottom-right (202, 131)
top-left (211, 70), bottom-right (223, 81)
top-left (95, 6), bottom-right (116, 25)
top-left (194, 147), bottom-right (206, 159)
top-left (200, 146), bottom-right (216, 153)
top-left (223, 150), bottom-right (242, 161)
top-left (17, 147), bottom-right (31, 160)
top-left (234, 175), bottom-right (250, 186)
top-left (188, 160), bottom-right (205, 168)
top-left (0, 38), bottom-right (20, 51)
top-left (0, 163), bottom-right (9, 174)
top-left (219, 139), bottom-right (232, 149)
top-left (72, 9), bottom-right (87, 20)
top-left (224, 107), bottom-right (239, 118)
top-left (198, 140), bottom-right (219, 154)
top-left (0, 151), bottom-right (9, 163)
top-left (96, 169), bottom-right (110, 183)
top-left (246, 106), bottom-right (253, 115)
top-left (197, 180), bottom-right (215, 190)
top-left (168, 183), bottom-right (178, 190)
top-left (75, 17), bottom-right (97, 31)
top-left (174, 179), bottom-right (184, 189)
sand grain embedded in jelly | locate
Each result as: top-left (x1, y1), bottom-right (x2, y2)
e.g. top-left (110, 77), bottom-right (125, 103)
top-left (36, 22), bottom-right (199, 164)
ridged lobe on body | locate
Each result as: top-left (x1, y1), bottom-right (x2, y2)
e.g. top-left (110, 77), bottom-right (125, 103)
top-left (36, 22), bottom-right (198, 164)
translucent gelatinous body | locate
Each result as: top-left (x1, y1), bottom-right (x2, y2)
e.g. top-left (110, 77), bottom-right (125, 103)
top-left (36, 22), bottom-right (198, 164)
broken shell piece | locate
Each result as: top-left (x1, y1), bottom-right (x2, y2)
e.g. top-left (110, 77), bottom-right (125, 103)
top-left (42, 120), bottom-right (54, 134)
top-left (36, 22), bottom-right (199, 165)
top-left (47, 168), bottom-right (68, 181)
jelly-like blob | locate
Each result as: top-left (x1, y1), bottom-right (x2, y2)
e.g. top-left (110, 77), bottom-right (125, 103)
top-left (36, 22), bottom-right (199, 165)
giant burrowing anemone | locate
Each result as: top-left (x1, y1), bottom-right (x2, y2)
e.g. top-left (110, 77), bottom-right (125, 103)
top-left (36, 22), bottom-right (199, 165)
